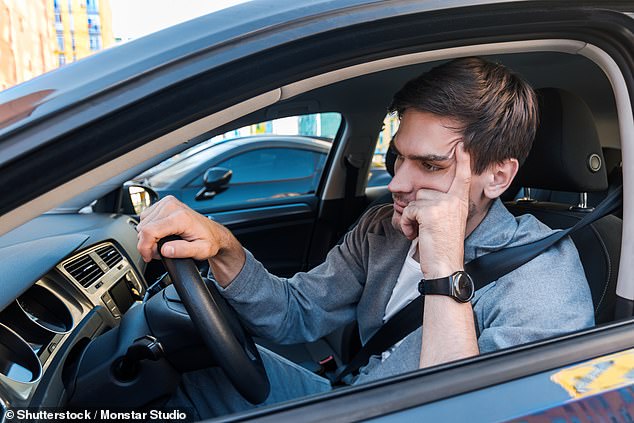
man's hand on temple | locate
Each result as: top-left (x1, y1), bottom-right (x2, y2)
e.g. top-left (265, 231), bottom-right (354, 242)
top-left (400, 142), bottom-right (471, 278)
top-left (399, 142), bottom-right (480, 368)
top-left (136, 196), bottom-right (245, 286)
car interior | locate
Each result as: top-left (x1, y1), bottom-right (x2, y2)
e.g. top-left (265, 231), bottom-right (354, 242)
top-left (0, 38), bottom-right (631, 419)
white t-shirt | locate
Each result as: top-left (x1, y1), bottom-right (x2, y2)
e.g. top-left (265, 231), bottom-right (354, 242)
top-left (381, 238), bottom-right (422, 361)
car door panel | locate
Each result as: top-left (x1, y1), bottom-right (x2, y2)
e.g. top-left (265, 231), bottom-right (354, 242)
top-left (210, 198), bottom-right (320, 277)
top-left (229, 321), bottom-right (634, 422)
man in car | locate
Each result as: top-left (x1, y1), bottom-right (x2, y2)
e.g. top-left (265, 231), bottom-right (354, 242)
top-left (136, 57), bottom-right (594, 417)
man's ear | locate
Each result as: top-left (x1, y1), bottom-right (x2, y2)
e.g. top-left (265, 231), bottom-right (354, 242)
top-left (483, 158), bottom-right (519, 199)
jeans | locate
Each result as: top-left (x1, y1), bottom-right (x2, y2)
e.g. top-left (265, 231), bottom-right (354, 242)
top-left (168, 346), bottom-right (333, 420)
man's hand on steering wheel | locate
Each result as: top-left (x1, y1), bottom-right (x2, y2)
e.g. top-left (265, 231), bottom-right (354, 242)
top-left (136, 196), bottom-right (269, 404)
top-left (136, 196), bottom-right (245, 287)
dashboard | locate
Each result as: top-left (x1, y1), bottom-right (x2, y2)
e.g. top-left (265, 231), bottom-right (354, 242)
top-left (0, 212), bottom-right (148, 411)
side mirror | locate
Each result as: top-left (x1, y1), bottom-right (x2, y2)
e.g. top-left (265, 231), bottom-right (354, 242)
top-left (196, 167), bottom-right (232, 200)
top-left (122, 184), bottom-right (159, 215)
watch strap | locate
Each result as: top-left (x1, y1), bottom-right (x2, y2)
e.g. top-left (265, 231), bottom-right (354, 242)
top-left (418, 276), bottom-right (453, 296)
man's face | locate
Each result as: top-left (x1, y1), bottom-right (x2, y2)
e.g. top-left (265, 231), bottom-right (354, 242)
top-left (388, 109), bottom-right (489, 234)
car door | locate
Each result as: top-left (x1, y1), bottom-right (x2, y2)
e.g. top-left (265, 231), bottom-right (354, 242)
top-left (2, 1), bottom-right (634, 421)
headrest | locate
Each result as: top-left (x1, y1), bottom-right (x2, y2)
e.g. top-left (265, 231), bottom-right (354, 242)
top-left (514, 88), bottom-right (608, 192)
top-left (386, 146), bottom-right (397, 177)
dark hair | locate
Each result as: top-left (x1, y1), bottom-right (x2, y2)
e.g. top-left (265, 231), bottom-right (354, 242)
top-left (389, 57), bottom-right (538, 174)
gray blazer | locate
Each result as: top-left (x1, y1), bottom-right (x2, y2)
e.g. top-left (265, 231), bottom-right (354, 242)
top-left (217, 199), bottom-right (594, 382)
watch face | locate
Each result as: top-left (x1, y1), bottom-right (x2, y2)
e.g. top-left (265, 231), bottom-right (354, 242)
top-left (453, 272), bottom-right (475, 302)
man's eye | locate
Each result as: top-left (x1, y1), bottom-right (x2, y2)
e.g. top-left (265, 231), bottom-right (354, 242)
top-left (422, 162), bottom-right (441, 172)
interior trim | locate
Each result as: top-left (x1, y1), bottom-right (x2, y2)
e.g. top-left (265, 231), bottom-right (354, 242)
top-left (208, 203), bottom-right (314, 226)
top-left (0, 89), bottom-right (282, 236)
top-left (580, 44), bottom-right (634, 300)
top-left (280, 39), bottom-right (587, 100)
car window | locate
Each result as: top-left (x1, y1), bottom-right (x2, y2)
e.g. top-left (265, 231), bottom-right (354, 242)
top-left (134, 112), bottom-right (341, 190)
top-left (367, 113), bottom-right (399, 187)
top-left (218, 148), bottom-right (325, 184)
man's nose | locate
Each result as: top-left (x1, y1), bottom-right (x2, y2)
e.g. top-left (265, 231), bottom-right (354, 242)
top-left (387, 160), bottom-right (414, 193)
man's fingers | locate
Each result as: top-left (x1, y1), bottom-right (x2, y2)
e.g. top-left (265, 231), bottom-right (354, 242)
top-left (137, 230), bottom-right (161, 262)
top-left (138, 196), bottom-right (180, 230)
top-left (136, 213), bottom-right (191, 261)
top-left (137, 196), bottom-right (175, 228)
top-left (139, 200), bottom-right (159, 221)
top-left (160, 239), bottom-right (217, 261)
top-left (415, 188), bottom-right (444, 202)
top-left (400, 205), bottom-right (420, 240)
top-left (448, 142), bottom-right (472, 198)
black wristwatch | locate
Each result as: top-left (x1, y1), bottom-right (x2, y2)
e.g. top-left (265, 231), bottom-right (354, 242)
top-left (418, 270), bottom-right (475, 303)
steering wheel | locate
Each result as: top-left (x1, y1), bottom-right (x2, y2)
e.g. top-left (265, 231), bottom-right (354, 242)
top-left (158, 236), bottom-right (270, 404)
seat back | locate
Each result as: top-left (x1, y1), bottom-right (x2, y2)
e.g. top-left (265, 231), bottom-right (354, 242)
top-left (507, 88), bottom-right (621, 324)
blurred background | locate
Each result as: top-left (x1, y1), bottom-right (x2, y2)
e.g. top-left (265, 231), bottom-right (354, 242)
top-left (0, 0), bottom-right (247, 90)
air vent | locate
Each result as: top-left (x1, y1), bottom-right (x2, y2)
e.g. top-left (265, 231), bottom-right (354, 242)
top-left (63, 254), bottom-right (104, 288)
top-left (96, 245), bottom-right (123, 269)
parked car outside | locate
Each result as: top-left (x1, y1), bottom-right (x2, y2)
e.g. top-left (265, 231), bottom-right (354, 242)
top-left (129, 133), bottom-right (391, 214)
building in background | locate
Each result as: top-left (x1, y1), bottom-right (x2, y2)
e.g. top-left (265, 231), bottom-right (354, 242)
top-left (53, 0), bottom-right (113, 66)
top-left (214, 113), bottom-right (343, 143)
top-left (0, 0), bottom-right (113, 90)
top-left (375, 113), bottom-right (399, 166)
top-left (0, 1), bottom-right (57, 90)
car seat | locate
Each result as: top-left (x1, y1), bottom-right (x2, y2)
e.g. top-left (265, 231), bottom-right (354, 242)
top-left (505, 87), bottom-right (622, 324)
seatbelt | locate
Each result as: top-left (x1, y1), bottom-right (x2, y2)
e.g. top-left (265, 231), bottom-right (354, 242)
top-left (333, 186), bottom-right (623, 384)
